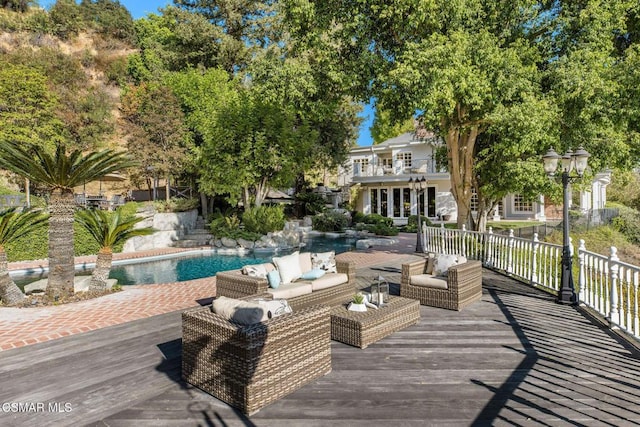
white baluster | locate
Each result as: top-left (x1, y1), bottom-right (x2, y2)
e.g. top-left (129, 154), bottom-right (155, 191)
top-left (422, 221), bottom-right (427, 252)
top-left (440, 223), bottom-right (446, 254)
top-left (461, 224), bottom-right (467, 257)
top-left (633, 271), bottom-right (639, 338)
top-left (486, 227), bottom-right (494, 267)
top-left (531, 233), bottom-right (539, 286)
top-left (609, 247), bottom-right (620, 329)
top-left (577, 239), bottom-right (586, 305)
top-left (507, 229), bottom-right (515, 274)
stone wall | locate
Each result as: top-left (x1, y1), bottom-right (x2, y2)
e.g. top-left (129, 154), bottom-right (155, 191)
top-left (123, 209), bottom-right (198, 252)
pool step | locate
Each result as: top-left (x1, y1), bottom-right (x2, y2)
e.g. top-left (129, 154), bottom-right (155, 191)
top-left (173, 226), bottom-right (214, 248)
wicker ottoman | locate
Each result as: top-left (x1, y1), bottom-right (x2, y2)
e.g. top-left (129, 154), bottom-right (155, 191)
top-left (330, 296), bottom-right (420, 349)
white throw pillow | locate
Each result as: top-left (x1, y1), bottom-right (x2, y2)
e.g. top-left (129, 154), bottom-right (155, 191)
top-left (272, 251), bottom-right (303, 284)
top-left (255, 299), bottom-right (293, 319)
top-left (433, 254), bottom-right (459, 277)
top-left (242, 263), bottom-right (271, 278)
top-left (299, 252), bottom-right (313, 274)
top-left (311, 251), bottom-right (337, 273)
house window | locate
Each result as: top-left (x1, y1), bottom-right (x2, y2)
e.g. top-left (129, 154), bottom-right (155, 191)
top-left (393, 188), bottom-right (401, 217)
top-left (380, 189), bottom-right (388, 217)
top-left (353, 158), bottom-right (369, 175)
top-left (370, 189), bottom-right (378, 214)
top-left (471, 188), bottom-right (479, 212)
top-left (513, 194), bottom-right (533, 212)
top-left (396, 152), bottom-right (412, 167)
top-left (403, 188), bottom-right (411, 217)
top-left (381, 157), bottom-right (393, 168)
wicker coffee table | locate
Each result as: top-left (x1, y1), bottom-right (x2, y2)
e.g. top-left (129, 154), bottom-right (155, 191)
top-left (330, 295), bottom-right (420, 349)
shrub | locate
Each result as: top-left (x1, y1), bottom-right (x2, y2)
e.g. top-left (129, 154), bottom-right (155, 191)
top-left (352, 211), bottom-right (366, 224)
top-left (153, 197), bottom-right (199, 213)
top-left (369, 223), bottom-right (399, 236)
top-left (611, 205), bottom-right (640, 245)
top-left (363, 213), bottom-right (394, 227)
top-left (405, 215), bottom-right (433, 232)
top-left (209, 208), bottom-right (241, 237)
top-left (312, 211), bottom-right (349, 232)
top-left (5, 205), bottom-right (140, 261)
top-left (242, 205), bottom-right (285, 235)
top-left (295, 192), bottom-right (326, 216)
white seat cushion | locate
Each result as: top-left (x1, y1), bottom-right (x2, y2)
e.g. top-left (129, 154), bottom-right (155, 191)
top-left (211, 296), bottom-right (266, 325)
top-left (410, 274), bottom-right (448, 289)
top-left (267, 282), bottom-right (313, 299)
top-left (299, 273), bottom-right (348, 291)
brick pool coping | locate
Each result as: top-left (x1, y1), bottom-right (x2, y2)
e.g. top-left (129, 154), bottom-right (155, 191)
top-left (1, 235), bottom-right (418, 352)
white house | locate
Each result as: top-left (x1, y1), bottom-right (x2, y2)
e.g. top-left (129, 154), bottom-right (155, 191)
top-left (338, 132), bottom-right (610, 225)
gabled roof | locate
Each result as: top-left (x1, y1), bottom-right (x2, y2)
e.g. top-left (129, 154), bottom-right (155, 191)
top-left (350, 131), bottom-right (441, 154)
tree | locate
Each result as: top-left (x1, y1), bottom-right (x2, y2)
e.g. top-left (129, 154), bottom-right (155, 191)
top-left (289, 0), bottom-right (640, 229)
top-left (370, 103), bottom-right (415, 145)
top-left (120, 82), bottom-right (191, 201)
top-left (0, 143), bottom-right (135, 299)
top-left (173, 0), bottom-right (280, 74)
top-left (76, 209), bottom-right (153, 291)
top-left (0, 61), bottom-right (64, 151)
top-left (201, 89), bottom-right (305, 207)
top-left (132, 6), bottom-right (226, 76)
top-left (0, 208), bottom-right (48, 305)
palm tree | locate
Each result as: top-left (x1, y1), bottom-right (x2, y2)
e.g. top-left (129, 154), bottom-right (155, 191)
top-left (0, 208), bottom-right (49, 305)
top-left (76, 209), bottom-right (154, 291)
top-left (0, 142), bottom-right (136, 299)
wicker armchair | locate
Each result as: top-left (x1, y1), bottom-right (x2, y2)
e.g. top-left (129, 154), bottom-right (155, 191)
top-left (182, 304), bottom-right (331, 415)
top-left (216, 260), bottom-right (356, 310)
top-left (400, 258), bottom-right (482, 311)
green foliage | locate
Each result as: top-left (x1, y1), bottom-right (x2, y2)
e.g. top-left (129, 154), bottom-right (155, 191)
top-left (121, 82), bottom-right (192, 194)
top-left (295, 192), bottom-right (326, 216)
top-left (104, 56), bottom-right (129, 85)
top-left (607, 170), bottom-right (640, 211)
top-left (152, 197), bottom-right (199, 213)
top-left (352, 211), bottom-right (366, 224)
top-left (4, 208), bottom-right (140, 262)
top-left (371, 103), bottom-right (415, 145)
top-left (0, 142), bottom-right (136, 191)
top-left (352, 292), bottom-right (364, 304)
top-left (405, 215), bottom-right (432, 233)
top-left (611, 205), bottom-right (640, 245)
top-left (0, 60), bottom-right (63, 151)
top-left (49, 0), bottom-right (83, 39)
top-left (368, 223), bottom-right (399, 236)
top-left (76, 208), bottom-right (154, 250)
top-left (242, 205), bottom-right (285, 235)
top-left (209, 208), bottom-right (242, 237)
top-left (79, 0), bottom-right (136, 43)
top-left (362, 214), bottom-right (394, 227)
top-left (312, 211), bottom-right (349, 232)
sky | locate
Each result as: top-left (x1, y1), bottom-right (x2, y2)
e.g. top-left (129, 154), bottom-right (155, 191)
top-left (39, 0), bottom-right (375, 146)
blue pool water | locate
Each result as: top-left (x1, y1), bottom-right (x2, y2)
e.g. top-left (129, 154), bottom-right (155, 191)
top-left (108, 236), bottom-right (358, 285)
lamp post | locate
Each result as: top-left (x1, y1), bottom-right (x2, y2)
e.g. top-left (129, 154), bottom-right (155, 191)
top-left (542, 146), bottom-right (590, 305)
top-left (409, 176), bottom-right (428, 253)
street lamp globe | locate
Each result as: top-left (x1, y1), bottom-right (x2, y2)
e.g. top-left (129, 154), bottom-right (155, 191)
top-left (542, 148), bottom-right (561, 176)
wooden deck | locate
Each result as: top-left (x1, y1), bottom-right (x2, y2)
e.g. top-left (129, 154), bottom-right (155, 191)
top-left (1, 269), bottom-right (639, 426)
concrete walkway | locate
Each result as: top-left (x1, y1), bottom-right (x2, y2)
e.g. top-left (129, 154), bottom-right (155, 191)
top-left (0, 234), bottom-right (421, 352)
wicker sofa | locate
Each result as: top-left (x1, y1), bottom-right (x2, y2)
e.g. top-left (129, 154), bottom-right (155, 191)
top-left (182, 304), bottom-right (331, 415)
top-left (400, 256), bottom-right (482, 311)
top-left (216, 257), bottom-right (356, 310)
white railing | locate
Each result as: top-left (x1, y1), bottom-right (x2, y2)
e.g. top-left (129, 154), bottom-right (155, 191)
top-left (422, 224), bottom-right (640, 343)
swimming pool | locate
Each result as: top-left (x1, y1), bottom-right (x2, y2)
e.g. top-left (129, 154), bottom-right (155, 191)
top-left (106, 236), bottom-right (357, 286)
top-left (12, 236), bottom-right (359, 288)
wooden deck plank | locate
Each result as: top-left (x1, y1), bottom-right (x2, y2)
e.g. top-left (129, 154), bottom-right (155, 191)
top-left (1, 269), bottom-right (639, 426)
